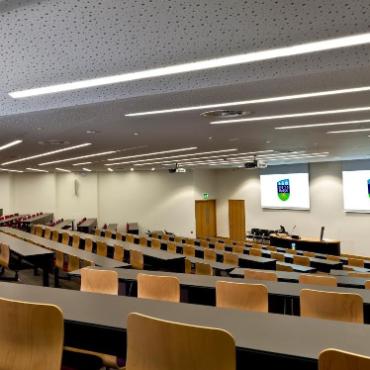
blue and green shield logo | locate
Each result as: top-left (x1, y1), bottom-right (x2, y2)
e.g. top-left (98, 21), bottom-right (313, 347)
top-left (368, 179), bottom-right (370, 198)
top-left (277, 179), bottom-right (290, 201)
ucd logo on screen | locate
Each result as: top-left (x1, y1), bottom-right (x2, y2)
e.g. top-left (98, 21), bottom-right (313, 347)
top-left (368, 179), bottom-right (370, 198)
top-left (277, 179), bottom-right (290, 201)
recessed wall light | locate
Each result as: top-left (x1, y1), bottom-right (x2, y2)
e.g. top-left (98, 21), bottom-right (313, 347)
top-left (275, 119), bottom-right (370, 130)
top-left (39, 151), bottom-right (116, 166)
top-left (210, 106), bottom-right (370, 125)
top-left (55, 168), bottom-right (71, 173)
top-left (0, 139), bottom-right (23, 151)
top-left (1, 143), bottom-right (91, 166)
top-left (26, 168), bottom-right (49, 173)
top-left (9, 32), bottom-right (370, 98)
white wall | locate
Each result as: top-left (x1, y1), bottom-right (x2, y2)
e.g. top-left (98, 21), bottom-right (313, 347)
top-left (215, 162), bottom-right (370, 255)
top-left (0, 175), bottom-right (12, 214)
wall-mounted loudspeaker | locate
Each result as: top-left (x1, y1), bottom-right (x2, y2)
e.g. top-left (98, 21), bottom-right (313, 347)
top-left (74, 179), bottom-right (79, 197)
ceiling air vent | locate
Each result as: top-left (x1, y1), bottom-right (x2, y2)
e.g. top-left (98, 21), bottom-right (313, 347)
top-left (200, 110), bottom-right (252, 119)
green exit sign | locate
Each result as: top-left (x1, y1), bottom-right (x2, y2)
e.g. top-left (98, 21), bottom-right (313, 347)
top-left (202, 193), bottom-right (209, 200)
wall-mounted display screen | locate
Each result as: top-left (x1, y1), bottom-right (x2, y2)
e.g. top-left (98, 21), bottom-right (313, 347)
top-left (342, 170), bottom-right (370, 213)
top-left (260, 173), bottom-right (310, 210)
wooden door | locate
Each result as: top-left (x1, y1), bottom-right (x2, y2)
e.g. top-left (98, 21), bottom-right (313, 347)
top-left (195, 200), bottom-right (217, 239)
top-left (228, 200), bottom-right (246, 241)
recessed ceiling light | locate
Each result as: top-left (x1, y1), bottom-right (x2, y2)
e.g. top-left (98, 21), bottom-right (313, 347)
top-left (55, 168), bottom-right (71, 173)
top-left (130, 167), bottom-right (135, 172)
top-left (72, 162), bottom-right (93, 166)
top-left (107, 147), bottom-right (198, 162)
top-left (126, 86), bottom-right (370, 117)
top-left (107, 168), bottom-right (114, 172)
top-left (82, 168), bottom-right (92, 172)
top-left (327, 128), bottom-right (370, 134)
top-left (26, 168), bottom-right (48, 173)
top-left (0, 168), bottom-right (24, 173)
top-left (275, 119), bottom-right (370, 130)
top-left (9, 32), bottom-right (370, 98)
top-left (210, 106), bottom-right (370, 125)
top-left (39, 151), bottom-right (116, 166)
top-left (133, 132), bottom-right (139, 136)
top-left (0, 139), bottom-right (23, 151)
top-left (1, 143), bottom-right (91, 166)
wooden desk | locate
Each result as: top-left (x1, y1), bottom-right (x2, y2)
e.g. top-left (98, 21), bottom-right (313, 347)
top-left (0, 215), bottom-right (26, 226)
top-left (2, 282), bottom-right (370, 369)
top-left (77, 218), bottom-right (97, 233)
top-left (0, 232), bottom-right (54, 286)
top-left (23, 213), bottom-right (54, 227)
top-left (270, 233), bottom-right (341, 255)
top-left (54, 219), bottom-right (74, 230)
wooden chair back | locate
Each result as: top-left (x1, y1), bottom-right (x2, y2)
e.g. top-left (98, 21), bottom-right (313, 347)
top-left (35, 226), bottom-right (43, 237)
top-left (67, 255), bottom-right (80, 272)
top-left (185, 238), bottom-right (194, 245)
top-left (195, 262), bottom-right (212, 276)
top-left (116, 232), bottom-right (123, 241)
top-left (151, 239), bottom-right (161, 250)
top-left (319, 348), bottom-right (370, 370)
top-left (130, 250), bottom-right (144, 270)
top-left (300, 289), bottom-right (363, 323)
top-left (94, 228), bottom-right (101, 236)
top-left (204, 248), bottom-right (216, 262)
top-left (139, 237), bottom-right (147, 246)
top-left (286, 248), bottom-right (297, 255)
top-left (293, 255), bottom-right (310, 267)
top-left (126, 234), bottom-right (135, 243)
top-left (0, 297), bottom-right (64, 370)
top-left (349, 272), bottom-right (370, 278)
top-left (44, 228), bottom-right (51, 239)
top-left (167, 242), bottom-right (177, 254)
top-left (183, 245), bottom-right (195, 257)
top-left (125, 312), bottom-right (236, 370)
top-left (223, 252), bottom-right (239, 266)
top-left (84, 239), bottom-right (93, 253)
top-left (0, 243), bottom-right (10, 268)
top-left (348, 258), bottom-right (364, 268)
top-left (52, 230), bottom-right (59, 242)
top-left (267, 245), bottom-right (277, 252)
top-left (216, 281), bottom-right (268, 312)
top-left (113, 245), bottom-right (124, 261)
top-left (271, 251), bottom-right (285, 262)
top-left (55, 252), bottom-right (64, 270)
top-left (137, 273), bottom-right (180, 302)
top-left (185, 258), bottom-right (192, 274)
top-left (72, 235), bottom-right (80, 249)
top-left (215, 242), bottom-right (225, 251)
top-left (105, 230), bottom-right (112, 239)
top-left (299, 274), bottom-right (337, 287)
top-left (249, 248), bottom-right (262, 257)
top-left (97, 241), bottom-right (108, 257)
top-left (199, 239), bottom-right (208, 248)
top-left (80, 267), bottom-right (118, 295)
top-left (303, 251), bottom-right (315, 257)
top-left (62, 233), bottom-right (70, 245)
top-left (244, 269), bottom-right (277, 282)
top-left (174, 236), bottom-right (183, 243)
top-left (276, 263), bottom-right (294, 272)
top-left (232, 245), bottom-right (244, 254)
top-left (327, 255), bottom-right (341, 262)
top-left (364, 280), bottom-right (370, 290)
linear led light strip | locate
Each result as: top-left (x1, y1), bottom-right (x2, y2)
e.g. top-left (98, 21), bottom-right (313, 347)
top-left (0, 139), bottom-right (23, 151)
top-left (55, 168), bottom-right (71, 173)
top-left (72, 162), bottom-right (92, 166)
top-left (26, 168), bottom-right (48, 173)
top-left (9, 32), bottom-right (370, 98)
top-left (126, 86), bottom-right (370, 117)
top-left (107, 147), bottom-right (198, 161)
top-left (275, 119), bottom-right (370, 130)
top-left (107, 149), bottom-right (239, 166)
top-left (327, 128), bottom-right (370, 134)
top-left (0, 168), bottom-right (24, 173)
top-left (211, 106), bottom-right (370, 125)
top-left (39, 151), bottom-right (116, 166)
top-left (1, 143), bottom-right (92, 166)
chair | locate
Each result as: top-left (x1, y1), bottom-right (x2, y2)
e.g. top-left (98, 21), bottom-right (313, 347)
top-left (286, 248), bottom-right (297, 255)
top-left (223, 252), bottom-right (238, 266)
top-left (31, 225), bottom-right (36, 234)
top-left (72, 235), bottom-right (80, 249)
top-left (185, 258), bottom-right (192, 274)
top-left (62, 233), bottom-right (70, 246)
top-left (215, 242), bottom-right (225, 251)
top-left (139, 237), bottom-right (147, 246)
top-left (303, 251), bottom-right (315, 257)
top-left (185, 238), bottom-right (194, 245)
top-left (105, 230), bottom-right (112, 239)
top-left (195, 262), bottom-right (212, 276)
top-left (80, 267), bottom-right (118, 295)
top-left (244, 269), bottom-right (277, 282)
top-left (35, 226), bottom-right (43, 237)
top-left (327, 255), bottom-right (341, 262)
top-left (199, 239), bottom-right (208, 248)
top-left (299, 274), bottom-right (337, 287)
top-left (84, 239), bottom-right (93, 253)
top-left (252, 243), bottom-right (262, 249)
top-left (276, 263), bottom-right (294, 272)
top-left (94, 229), bottom-right (101, 236)
top-left (267, 245), bottom-right (277, 252)
top-left (249, 248), bottom-right (262, 257)
top-left (52, 230), bottom-right (59, 242)
top-left (348, 257), bottom-right (364, 268)
top-left (113, 245), bottom-right (124, 261)
top-left (0, 243), bottom-right (17, 280)
top-left (174, 236), bottom-right (183, 243)
top-left (216, 281), bottom-right (268, 312)
top-left (44, 228), bottom-right (52, 239)
top-left (96, 241), bottom-right (107, 257)
top-left (55, 252), bottom-right (64, 270)
top-left (300, 289), bottom-right (363, 323)
top-left (319, 348), bottom-right (370, 370)
top-left (67, 255), bottom-right (80, 272)
top-left (232, 245), bottom-right (244, 254)
top-left (349, 272), bottom-right (370, 278)
top-left (151, 239), bottom-right (161, 250)
top-left (293, 255), bottom-right (310, 267)
top-left (271, 251), bottom-right (285, 262)
top-left (204, 248), bottom-right (216, 262)
top-left (116, 232), bottom-right (123, 241)
top-left (125, 312), bottom-right (236, 370)
top-left (130, 250), bottom-right (144, 270)
top-left (183, 245), bottom-right (195, 257)
top-left (162, 234), bottom-right (169, 241)
top-left (126, 234), bottom-right (135, 243)
top-left (0, 297), bottom-right (64, 370)
top-left (167, 242), bottom-right (177, 253)
top-left (137, 273), bottom-right (180, 302)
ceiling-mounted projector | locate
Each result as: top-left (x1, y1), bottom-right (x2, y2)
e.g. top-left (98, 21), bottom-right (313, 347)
top-left (169, 163), bottom-right (187, 173)
top-left (244, 157), bottom-right (267, 169)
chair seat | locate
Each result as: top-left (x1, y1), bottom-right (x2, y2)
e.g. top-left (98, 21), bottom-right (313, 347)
top-left (64, 346), bottom-right (124, 369)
